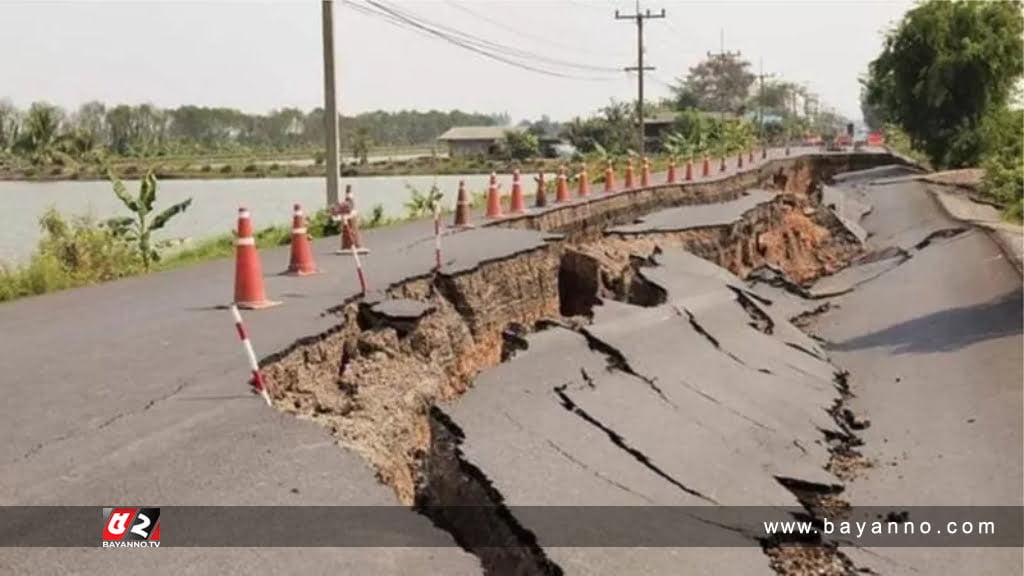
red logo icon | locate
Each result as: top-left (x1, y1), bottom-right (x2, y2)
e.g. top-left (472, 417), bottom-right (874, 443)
top-left (102, 508), bottom-right (160, 547)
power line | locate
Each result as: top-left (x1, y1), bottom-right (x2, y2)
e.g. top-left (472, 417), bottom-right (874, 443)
top-left (442, 0), bottom-right (620, 60)
top-left (347, 0), bottom-right (622, 80)
top-left (707, 27), bottom-right (742, 114)
top-left (616, 1), bottom-right (665, 158)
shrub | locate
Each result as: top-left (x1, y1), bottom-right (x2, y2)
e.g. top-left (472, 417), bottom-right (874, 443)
top-left (243, 163), bottom-right (259, 174)
top-left (201, 164), bottom-right (212, 172)
top-left (219, 164), bottom-right (232, 174)
top-left (0, 208), bottom-right (141, 302)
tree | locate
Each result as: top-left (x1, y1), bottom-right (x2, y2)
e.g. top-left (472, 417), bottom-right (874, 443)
top-left (503, 130), bottom-right (539, 160)
top-left (674, 54), bottom-right (755, 113)
top-left (863, 0), bottom-right (1024, 167)
top-left (106, 169), bottom-right (192, 271)
top-left (858, 85), bottom-right (885, 131)
top-left (353, 126), bottom-right (371, 165)
top-left (13, 102), bottom-right (64, 164)
top-left (562, 101), bottom-right (637, 155)
top-left (0, 99), bottom-right (21, 152)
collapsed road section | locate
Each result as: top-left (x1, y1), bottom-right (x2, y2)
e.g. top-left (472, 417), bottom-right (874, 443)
top-left (261, 153), bottom-right (906, 575)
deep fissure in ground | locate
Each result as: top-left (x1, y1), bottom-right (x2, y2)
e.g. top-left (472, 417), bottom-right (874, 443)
top-left (260, 158), bottom-right (891, 576)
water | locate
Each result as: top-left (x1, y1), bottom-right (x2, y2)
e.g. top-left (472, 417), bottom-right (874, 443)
top-left (0, 173), bottom-right (499, 264)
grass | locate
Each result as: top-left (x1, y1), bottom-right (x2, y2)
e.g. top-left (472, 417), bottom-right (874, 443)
top-left (0, 203), bottom-right (403, 303)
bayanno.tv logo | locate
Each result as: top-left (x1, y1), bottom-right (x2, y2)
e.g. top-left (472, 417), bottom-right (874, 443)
top-left (101, 507), bottom-right (161, 548)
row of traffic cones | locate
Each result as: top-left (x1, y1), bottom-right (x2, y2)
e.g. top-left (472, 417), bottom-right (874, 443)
top-left (452, 150), bottom-right (764, 226)
top-left (239, 147), bottom-right (778, 306)
top-left (233, 188), bottom-right (370, 310)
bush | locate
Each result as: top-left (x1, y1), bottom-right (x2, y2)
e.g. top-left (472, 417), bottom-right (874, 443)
top-left (219, 164), bottom-right (232, 174)
top-left (0, 208), bottom-right (140, 302)
top-left (201, 164), bottom-right (212, 173)
top-left (307, 208), bottom-right (341, 237)
top-left (243, 163), bottom-right (259, 174)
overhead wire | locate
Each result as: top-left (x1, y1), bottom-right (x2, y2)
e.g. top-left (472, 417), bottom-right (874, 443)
top-left (441, 0), bottom-right (623, 60)
top-left (345, 0), bottom-right (623, 81)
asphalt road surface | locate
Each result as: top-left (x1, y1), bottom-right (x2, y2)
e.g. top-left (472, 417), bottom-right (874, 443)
top-left (1, 150), bottom-right (1017, 575)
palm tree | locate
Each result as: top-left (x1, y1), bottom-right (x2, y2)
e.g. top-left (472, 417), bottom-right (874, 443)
top-left (14, 102), bottom-right (63, 164)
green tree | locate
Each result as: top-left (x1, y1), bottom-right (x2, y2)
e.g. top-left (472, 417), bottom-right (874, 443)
top-left (106, 169), bottom-right (193, 271)
top-left (353, 126), bottom-right (371, 165)
top-left (503, 130), bottom-right (539, 160)
top-left (863, 0), bottom-right (1024, 167)
top-left (674, 54), bottom-right (755, 114)
top-left (13, 102), bottom-right (64, 164)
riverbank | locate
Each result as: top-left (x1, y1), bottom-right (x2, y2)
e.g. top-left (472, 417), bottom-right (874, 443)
top-left (0, 154), bottom-right (586, 182)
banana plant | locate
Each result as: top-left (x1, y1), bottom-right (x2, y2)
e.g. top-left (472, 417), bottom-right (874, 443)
top-left (105, 168), bottom-right (192, 271)
top-left (403, 182), bottom-right (444, 218)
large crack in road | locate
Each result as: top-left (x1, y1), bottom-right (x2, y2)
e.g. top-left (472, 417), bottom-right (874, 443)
top-left (259, 155), bottom-right (922, 576)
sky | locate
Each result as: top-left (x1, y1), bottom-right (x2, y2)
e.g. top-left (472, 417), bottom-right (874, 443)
top-left (0, 0), bottom-right (915, 123)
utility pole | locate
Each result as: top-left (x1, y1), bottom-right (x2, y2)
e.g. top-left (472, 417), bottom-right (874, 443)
top-left (321, 0), bottom-right (340, 207)
top-left (616, 1), bottom-right (665, 158)
top-left (756, 59), bottom-right (776, 146)
top-left (707, 28), bottom-right (741, 115)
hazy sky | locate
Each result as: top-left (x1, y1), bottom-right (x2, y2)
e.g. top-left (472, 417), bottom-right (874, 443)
top-left (0, 0), bottom-right (914, 123)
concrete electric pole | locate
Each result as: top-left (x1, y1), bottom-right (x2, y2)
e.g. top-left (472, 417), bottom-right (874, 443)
top-left (708, 28), bottom-right (741, 115)
top-left (757, 59), bottom-right (776, 146)
top-left (322, 0), bottom-right (340, 207)
top-left (616, 1), bottom-right (664, 158)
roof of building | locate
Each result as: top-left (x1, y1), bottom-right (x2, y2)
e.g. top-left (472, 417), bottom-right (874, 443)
top-left (436, 126), bottom-right (524, 141)
top-left (643, 111), bottom-right (678, 125)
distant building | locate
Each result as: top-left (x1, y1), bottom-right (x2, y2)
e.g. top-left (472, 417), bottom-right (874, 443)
top-left (437, 126), bottom-right (564, 158)
top-left (642, 111), bottom-right (679, 150)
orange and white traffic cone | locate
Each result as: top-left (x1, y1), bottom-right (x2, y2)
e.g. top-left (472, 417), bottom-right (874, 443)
top-left (332, 199), bottom-right (369, 255)
top-left (509, 169), bottom-right (526, 214)
top-left (485, 174), bottom-right (503, 219)
top-left (233, 207), bottom-right (280, 310)
top-left (534, 172), bottom-right (547, 208)
top-left (685, 158), bottom-right (694, 181)
top-left (641, 157), bottom-right (651, 187)
top-left (577, 162), bottom-right (589, 198)
top-left (702, 155), bottom-right (711, 177)
top-left (604, 160), bottom-right (616, 193)
top-left (286, 203), bottom-right (318, 275)
top-left (555, 165), bottom-right (570, 203)
top-left (624, 159), bottom-right (635, 189)
top-left (667, 159), bottom-right (677, 184)
top-left (452, 180), bottom-right (474, 228)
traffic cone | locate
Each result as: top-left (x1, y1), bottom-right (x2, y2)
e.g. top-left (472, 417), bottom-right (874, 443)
top-left (685, 158), bottom-right (693, 181)
top-left (534, 172), bottom-right (547, 208)
top-left (737, 153), bottom-right (744, 169)
top-left (702, 155), bottom-right (711, 177)
top-left (333, 197), bottom-right (370, 255)
top-left (485, 174), bottom-right (503, 219)
top-left (624, 159), bottom-right (635, 189)
top-left (577, 162), bottom-right (589, 197)
top-left (604, 161), bottom-right (616, 193)
top-left (667, 159), bottom-right (677, 184)
top-left (555, 165), bottom-right (570, 203)
top-left (286, 203), bottom-right (318, 276)
top-left (509, 169), bottom-right (526, 214)
top-left (641, 157), bottom-right (651, 187)
top-left (452, 180), bottom-right (474, 228)
top-left (233, 207), bottom-right (279, 310)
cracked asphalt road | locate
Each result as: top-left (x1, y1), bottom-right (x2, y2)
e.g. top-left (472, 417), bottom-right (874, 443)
top-left (3, 150), bottom-right (1013, 576)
